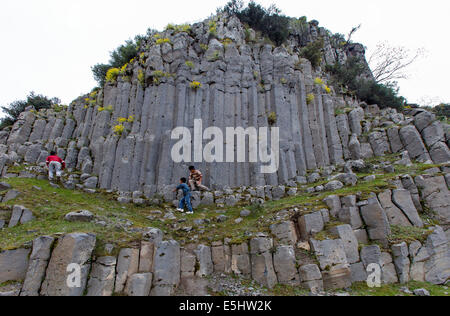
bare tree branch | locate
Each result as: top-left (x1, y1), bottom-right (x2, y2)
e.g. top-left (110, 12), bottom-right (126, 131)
top-left (369, 42), bottom-right (425, 83)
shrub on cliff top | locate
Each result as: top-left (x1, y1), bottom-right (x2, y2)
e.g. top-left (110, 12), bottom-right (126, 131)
top-left (0, 92), bottom-right (60, 129)
top-left (327, 57), bottom-right (406, 110)
top-left (300, 39), bottom-right (324, 68)
top-left (92, 35), bottom-right (145, 87)
top-left (221, 1), bottom-right (290, 46)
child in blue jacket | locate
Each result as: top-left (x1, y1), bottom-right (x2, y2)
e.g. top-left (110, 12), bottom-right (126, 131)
top-left (174, 178), bottom-right (194, 214)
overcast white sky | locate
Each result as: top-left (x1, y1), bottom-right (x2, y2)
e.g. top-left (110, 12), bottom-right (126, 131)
top-left (0, 0), bottom-right (449, 112)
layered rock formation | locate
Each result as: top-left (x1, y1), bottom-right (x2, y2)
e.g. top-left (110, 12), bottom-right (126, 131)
top-left (2, 14), bottom-right (429, 194)
top-left (0, 12), bottom-right (449, 296)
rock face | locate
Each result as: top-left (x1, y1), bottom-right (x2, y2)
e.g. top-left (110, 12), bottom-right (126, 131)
top-left (87, 256), bottom-right (117, 296)
top-left (415, 176), bottom-right (450, 225)
top-left (114, 248), bottom-right (140, 294)
top-left (1, 11), bottom-right (450, 298)
top-left (21, 236), bottom-right (55, 296)
top-left (360, 197), bottom-right (391, 246)
top-left (250, 238), bottom-right (277, 288)
top-left (151, 240), bottom-right (180, 296)
top-left (0, 13), bottom-right (410, 195)
top-left (0, 248), bottom-right (31, 284)
top-left (40, 233), bottom-right (96, 296)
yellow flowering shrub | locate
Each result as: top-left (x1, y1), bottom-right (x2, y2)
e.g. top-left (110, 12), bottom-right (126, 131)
top-left (166, 24), bottom-right (191, 33)
top-left (314, 77), bottom-right (324, 85)
top-left (306, 93), bottom-right (315, 105)
top-left (268, 112), bottom-right (277, 125)
top-left (209, 21), bottom-right (217, 36)
top-left (185, 61), bottom-right (194, 68)
top-left (222, 38), bottom-right (233, 47)
top-left (117, 117), bottom-right (128, 124)
top-left (106, 68), bottom-right (120, 83)
top-left (98, 107), bottom-right (105, 112)
top-left (324, 85), bottom-right (331, 94)
top-left (120, 63), bottom-right (128, 75)
top-left (190, 81), bottom-right (202, 90)
top-left (156, 38), bottom-right (171, 45)
top-left (113, 124), bottom-right (125, 136)
top-left (138, 69), bottom-right (145, 87)
top-left (105, 105), bottom-right (114, 112)
top-left (128, 115), bottom-right (135, 123)
top-left (139, 52), bottom-right (146, 65)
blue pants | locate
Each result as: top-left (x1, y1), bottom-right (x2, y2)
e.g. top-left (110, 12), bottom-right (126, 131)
top-left (179, 194), bottom-right (193, 213)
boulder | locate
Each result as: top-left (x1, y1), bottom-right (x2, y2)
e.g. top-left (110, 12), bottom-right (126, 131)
top-left (195, 245), bottom-right (213, 277)
top-left (270, 221), bottom-right (298, 246)
top-left (392, 190), bottom-right (423, 227)
top-left (64, 210), bottom-right (94, 223)
top-left (310, 239), bottom-right (348, 270)
top-left (3, 190), bottom-right (21, 203)
top-left (250, 238), bottom-right (277, 288)
top-left (126, 273), bottom-right (153, 296)
top-left (322, 264), bottom-right (352, 291)
top-left (399, 125), bottom-right (431, 162)
top-left (151, 240), bottom-right (181, 296)
top-left (298, 264), bottom-right (323, 293)
top-left (392, 242), bottom-right (410, 284)
top-left (0, 248), bottom-right (31, 284)
top-left (350, 262), bottom-right (367, 282)
top-left (86, 256), bottom-right (117, 296)
top-left (348, 134), bottom-right (361, 160)
top-left (323, 195), bottom-right (341, 217)
top-left (231, 243), bottom-right (251, 278)
top-left (330, 225), bottom-right (360, 264)
top-left (338, 207), bottom-right (364, 230)
top-left (114, 248), bottom-right (140, 294)
top-left (324, 180), bottom-right (344, 191)
top-left (360, 197), bottom-right (391, 247)
top-left (415, 176), bottom-right (450, 225)
top-left (40, 233), bottom-right (96, 296)
top-left (360, 245), bottom-right (382, 268)
top-left (378, 190), bottom-right (412, 227)
top-left (273, 246), bottom-right (299, 286)
top-left (21, 236), bottom-right (55, 296)
top-left (298, 211), bottom-right (324, 240)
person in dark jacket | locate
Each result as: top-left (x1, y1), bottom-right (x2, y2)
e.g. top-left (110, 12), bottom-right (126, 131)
top-left (173, 178), bottom-right (194, 214)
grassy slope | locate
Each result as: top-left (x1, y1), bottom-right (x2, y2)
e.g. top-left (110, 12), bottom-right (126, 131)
top-left (0, 159), bottom-right (448, 296)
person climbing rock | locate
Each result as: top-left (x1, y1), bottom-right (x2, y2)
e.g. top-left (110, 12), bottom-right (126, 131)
top-left (188, 166), bottom-right (210, 192)
top-left (174, 178), bottom-right (194, 214)
top-left (46, 151), bottom-right (65, 181)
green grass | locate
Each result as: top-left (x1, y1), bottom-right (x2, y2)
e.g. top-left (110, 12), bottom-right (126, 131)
top-left (349, 281), bottom-right (449, 296)
top-left (0, 178), bottom-right (165, 254)
top-left (0, 158), bottom-right (447, 253)
top-left (389, 225), bottom-right (433, 244)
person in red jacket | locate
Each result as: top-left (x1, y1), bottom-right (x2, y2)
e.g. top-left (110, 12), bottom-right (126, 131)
top-left (46, 151), bottom-right (66, 181)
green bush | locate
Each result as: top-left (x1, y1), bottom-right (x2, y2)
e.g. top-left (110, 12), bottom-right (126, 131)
top-left (326, 57), bottom-right (406, 110)
top-left (221, 1), bottom-right (290, 46)
top-left (299, 39), bottom-right (324, 68)
top-left (0, 92), bottom-right (60, 129)
top-left (431, 103), bottom-right (450, 119)
top-left (91, 35), bottom-right (145, 86)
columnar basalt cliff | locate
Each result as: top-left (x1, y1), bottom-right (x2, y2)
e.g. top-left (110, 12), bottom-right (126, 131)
top-left (0, 12), bottom-right (449, 296)
top-left (1, 14), bottom-right (380, 194)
